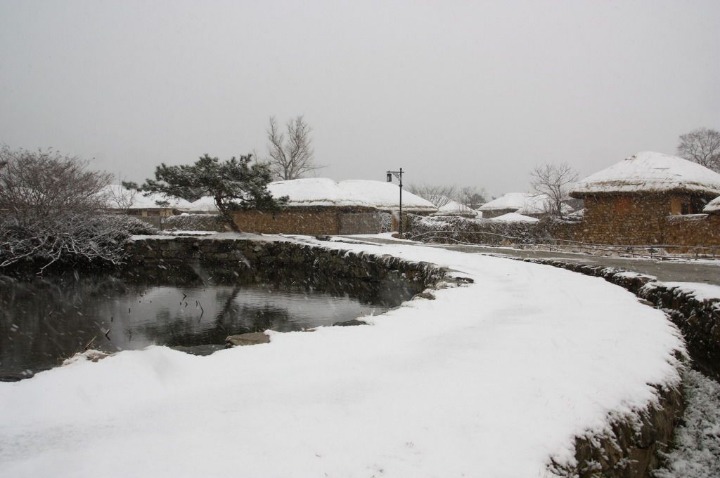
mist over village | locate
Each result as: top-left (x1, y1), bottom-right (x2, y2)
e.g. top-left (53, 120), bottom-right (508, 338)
top-left (1, 2), bottom-right (720, 477)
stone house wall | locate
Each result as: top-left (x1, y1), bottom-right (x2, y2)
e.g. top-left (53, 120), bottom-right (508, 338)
top-left (580, 192), bottom-right (720, 246)
top-left (664, 213), bottom-right (720, 251)
top-left (233, 206), bottom-right (385, 235)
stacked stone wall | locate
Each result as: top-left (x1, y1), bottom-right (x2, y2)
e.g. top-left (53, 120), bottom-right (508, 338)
top-left (581, 193), bottom-right (720, 247)
top-left (233, 207), bottom-right (341, 235)
top-left (582, 194), bottom-right (669, 245)
top-left (124, 236), bottom-right (445, 306)
top-left (526, 258), bottom-right (720, 380)
top-left (664, 214), bottom-right (720, 251)
top-left (232, 206), bottom-right (385, 235)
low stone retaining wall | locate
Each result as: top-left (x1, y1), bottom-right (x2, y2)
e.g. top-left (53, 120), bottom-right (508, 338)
top-left (524, 257), bottom-right (720, 478)
top-left (124, 236), bottom-right (446, 306)
top-left (526, 259), bottom-right (720, 380)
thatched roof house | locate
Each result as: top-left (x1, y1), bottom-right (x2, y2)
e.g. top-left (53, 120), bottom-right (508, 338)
top-left (478, 193), bottom-right (560, 218)
top-left (233, 178), bottom-right (437, 235)
top-left (570, 151), bottom-right (720, 246)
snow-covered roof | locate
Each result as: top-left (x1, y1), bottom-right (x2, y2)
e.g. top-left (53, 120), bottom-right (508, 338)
top-left (337, 180), bottom-right (437, 212)
top-left (100, 185), bottom-right (191, 210)
top-left (266, 178), bottom-right (437, 212)
top-left (571, 151), bottom-right (720, 196)
top-left (436, 199), bottom-right (478, 216)
top-left (704, 196), bottom-right (720, 213)
top-left (479, 193), bottom-right (541, 212)
top-left (186, 196), bottom-right (219, 212)
top-left (490, 212), bottom-right (540, 223)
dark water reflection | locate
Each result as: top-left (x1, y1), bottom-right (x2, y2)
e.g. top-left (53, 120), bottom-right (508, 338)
top-left (0, 274), bottom-right (384, 380)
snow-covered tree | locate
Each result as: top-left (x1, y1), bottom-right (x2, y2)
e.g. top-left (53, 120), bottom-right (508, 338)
top-left (677, 127), bottom-right (720, 173)
top-left (138, 154), bottom-right (287, 231)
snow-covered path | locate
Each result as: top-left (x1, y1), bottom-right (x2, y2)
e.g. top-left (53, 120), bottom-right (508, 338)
top-left (0, 238), bottom-right (683, 477)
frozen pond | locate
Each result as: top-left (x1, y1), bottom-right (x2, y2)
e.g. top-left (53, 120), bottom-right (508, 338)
top-left (0, 275), bottom-right (385, 380)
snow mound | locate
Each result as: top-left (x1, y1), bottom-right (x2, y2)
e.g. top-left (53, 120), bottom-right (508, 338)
top-left (703, 195), bottom-right (720, 213)
top-left (479, 192), bottom-right (539, 212)
top-left (491, 212), bottom-right (540, 223)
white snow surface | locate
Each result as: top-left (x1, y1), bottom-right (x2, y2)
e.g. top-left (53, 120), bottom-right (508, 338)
top-left (266, 178), bottom-right (437, 212)
top-left (185, 195), bottom-right (219, 212)
top-left (490, 212), bottom-right (540, 223)
top-left (571, 151), bottom-right (720, 195)
top-left (0, 237), bottom-right (684, 478)
top-left (660, 282), bottom-right (720, 302)
top-left (704, 195), bottom-right (720, 213)
top-left (478, 192), bottom-right (539, 212)
top-left (437, 199), bottom-right (478, 216)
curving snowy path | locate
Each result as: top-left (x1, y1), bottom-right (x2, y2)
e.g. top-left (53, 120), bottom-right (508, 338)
top-left (0, 237), bottom-right (683, 477)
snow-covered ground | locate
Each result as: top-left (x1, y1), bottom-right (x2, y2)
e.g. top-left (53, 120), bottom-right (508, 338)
top-left (0, 237), bottom-right (684, 478)
top-left (654, 369), bottom-right (720, 478)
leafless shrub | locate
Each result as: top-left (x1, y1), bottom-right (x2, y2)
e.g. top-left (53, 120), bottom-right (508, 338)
top-left (0, 146), bottom-right (146, 272)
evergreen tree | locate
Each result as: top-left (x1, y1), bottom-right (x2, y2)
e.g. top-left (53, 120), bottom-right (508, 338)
top-left (136, 154), bottom-right (287, 231)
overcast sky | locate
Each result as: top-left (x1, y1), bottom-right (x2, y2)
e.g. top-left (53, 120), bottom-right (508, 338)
top-left (1, 0), bottom-right (719, 197)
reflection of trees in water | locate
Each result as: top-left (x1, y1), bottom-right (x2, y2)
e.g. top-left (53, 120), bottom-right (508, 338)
top-left (0, 275), bottom-right (137, 379)
top-left (1, 269), bottom-right (392, 380)
top-left (135, 285), bottom-right (292, 346)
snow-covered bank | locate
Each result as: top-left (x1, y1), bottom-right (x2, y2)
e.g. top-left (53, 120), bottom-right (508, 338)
top-left (0, 237), bottom-right (684, 477)
top-left (654, 369), bottom-right (720, 478)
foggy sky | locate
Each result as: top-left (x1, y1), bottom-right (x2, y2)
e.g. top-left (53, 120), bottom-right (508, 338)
top-left (1, 0), bottom-right (719, 197)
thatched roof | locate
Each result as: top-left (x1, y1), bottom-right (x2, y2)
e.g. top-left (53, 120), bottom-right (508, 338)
top-left (571, 151), bottom-right (720, 197)
top-left (478, 193), bottom-right (541, 212)
top-left (265, 178), bottom-right (437, 213)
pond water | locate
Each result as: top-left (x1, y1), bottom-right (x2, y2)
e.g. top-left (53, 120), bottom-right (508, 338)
top-left (0, 275), bottom-right (386, 381)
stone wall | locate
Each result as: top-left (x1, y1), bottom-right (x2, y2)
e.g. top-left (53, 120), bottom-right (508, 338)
top-left (664, 214), bottom-right (720, 252)
top-left (580, 193), bottom-right (720, 247)
top-left (232, 206), bottom-right (386, 235)
top-left (124, 236), bottom-right (445, 306)
top-left (522, 259), bottom-right (712, 478)
top-left (525, 258), bottom-right (720, 380)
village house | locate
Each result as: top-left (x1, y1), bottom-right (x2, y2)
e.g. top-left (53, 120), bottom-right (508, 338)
top-left (232, 178), bottom-right (437, 235)
top-left (570, 151), bottom-right (720, 247)
top-left (477, 192), bottom-right (563, 219)
top-left (100, 185), bottom-right (191, 228)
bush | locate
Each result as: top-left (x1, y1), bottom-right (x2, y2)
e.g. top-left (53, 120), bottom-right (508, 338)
top-left (0, 146), bottom-right (156, 273)
top-left (407, 215), bottom-right (557, 246)
top-left (0, 214), bottom-right (156, 272)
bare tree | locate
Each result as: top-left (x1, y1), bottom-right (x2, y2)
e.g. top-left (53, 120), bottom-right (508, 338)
top-left (406, 184), bottom-right (457, 208)
top-left (530, 163), bottom-right (578, 219)
top-left (103, 183), bottom-right (138, 212)
top-left (457, 186), bottom-right (487, 210)
top-left (677, 127), bottom-right (720, 172)
top-left (266, 116), bottom-right (318, 180)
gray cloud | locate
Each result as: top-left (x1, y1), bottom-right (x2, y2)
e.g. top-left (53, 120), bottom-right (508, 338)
top-left (1, 0), bottom-right (718, 197)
